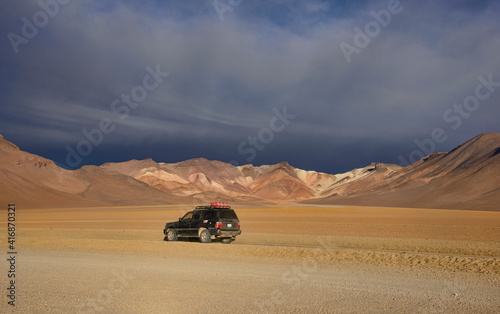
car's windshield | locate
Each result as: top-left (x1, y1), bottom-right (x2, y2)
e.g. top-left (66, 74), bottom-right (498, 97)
top-left (219, 210), bottom-right (238, 220)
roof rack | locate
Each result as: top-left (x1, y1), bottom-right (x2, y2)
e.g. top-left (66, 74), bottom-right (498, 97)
top-left (193, 202), bottom-right (231, 210)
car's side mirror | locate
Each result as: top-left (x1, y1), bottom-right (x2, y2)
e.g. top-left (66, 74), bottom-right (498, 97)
top-left (179, 218), bottom-right (182, 222)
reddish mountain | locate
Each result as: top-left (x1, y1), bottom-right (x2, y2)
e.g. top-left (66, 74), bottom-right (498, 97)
top-left (307, 133), bottom-right (500, 211)
top-left (0, 135), bottom-right (181, 208)
top-left (1, 133), bottom-right (499, 210)
top-left (100, 160), bottom-right (336, 201)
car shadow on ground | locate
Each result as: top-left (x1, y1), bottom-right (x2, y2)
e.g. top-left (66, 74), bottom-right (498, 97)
top-left (163, 236), bottom-right (229, 244)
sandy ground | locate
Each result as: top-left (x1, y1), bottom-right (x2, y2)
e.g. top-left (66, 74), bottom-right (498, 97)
top-left (1, 204), bottom-right (500, 313)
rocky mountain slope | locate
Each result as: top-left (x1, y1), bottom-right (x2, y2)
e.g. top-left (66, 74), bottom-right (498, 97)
top-left (101, 159), bottom-right (342, 201)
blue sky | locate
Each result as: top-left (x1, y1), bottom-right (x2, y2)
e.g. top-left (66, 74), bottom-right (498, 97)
top-left (1, 0), bottom-right (499, 173)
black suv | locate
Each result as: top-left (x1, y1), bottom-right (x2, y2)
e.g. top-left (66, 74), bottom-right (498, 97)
top-left (163, 202), bottom-right (241, 244)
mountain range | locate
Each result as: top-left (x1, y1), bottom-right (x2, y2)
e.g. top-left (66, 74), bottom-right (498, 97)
top-left (1, 133), bottom-right (499, 210)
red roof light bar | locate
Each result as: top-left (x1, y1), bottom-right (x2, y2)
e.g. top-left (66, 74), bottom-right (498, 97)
top-left (210, 202), bottom-right (229, 208)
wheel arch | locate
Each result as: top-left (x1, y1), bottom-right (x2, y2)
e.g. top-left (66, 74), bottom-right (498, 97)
top-left (198, 227), bottom-right (209, 237)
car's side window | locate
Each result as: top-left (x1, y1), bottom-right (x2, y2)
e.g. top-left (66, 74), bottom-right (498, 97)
top-left (182, 212), bottom-right (193, 221)
top-left (192, 212), bottom-right (200, 221)
top-left (203, 210), bottom-right (215, 220)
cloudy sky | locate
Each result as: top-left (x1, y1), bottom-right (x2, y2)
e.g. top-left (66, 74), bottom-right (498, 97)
top-left (1, 0), bottom-right (499, 173)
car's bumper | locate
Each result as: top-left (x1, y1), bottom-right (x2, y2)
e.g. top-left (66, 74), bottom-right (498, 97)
top-left (213, 229), bottom-right (241, 238)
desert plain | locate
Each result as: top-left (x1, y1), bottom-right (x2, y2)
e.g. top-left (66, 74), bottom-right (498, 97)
top-left (2, 204), bottom-right (499, 313)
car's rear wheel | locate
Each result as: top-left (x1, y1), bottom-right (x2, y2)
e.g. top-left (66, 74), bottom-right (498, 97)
top-left (221, 238), bottom-right (232, 244)
top-left (199, 229), bottom-right (211, 243)
top-left (166, 228), bottom-right (178, 241)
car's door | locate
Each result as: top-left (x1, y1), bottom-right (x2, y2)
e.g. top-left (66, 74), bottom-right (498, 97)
top-left (177, 211), bottom-right (193, 236)
top-left (188, 211), bottom-right (202, 236)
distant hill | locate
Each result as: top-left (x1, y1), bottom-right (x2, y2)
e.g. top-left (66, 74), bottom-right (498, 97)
top-left (304, 133), bottom-right (500, 211)
top-left (0, 135), bottom-right (185, 208)
top-left (1, 133), bottom-right (499, 210)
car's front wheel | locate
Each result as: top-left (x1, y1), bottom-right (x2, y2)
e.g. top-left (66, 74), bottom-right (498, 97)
top-left (199, 229), bottom-right (211, 243)
top-left (166, 228), bottom-right (178, 241)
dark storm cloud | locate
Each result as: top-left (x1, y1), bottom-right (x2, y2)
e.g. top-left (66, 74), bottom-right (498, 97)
top-left (1, 0), bottom-right (499, 172)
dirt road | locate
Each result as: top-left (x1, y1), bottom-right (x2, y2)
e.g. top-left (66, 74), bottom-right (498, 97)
top-left (2, 205), bottom-right (499, 313)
